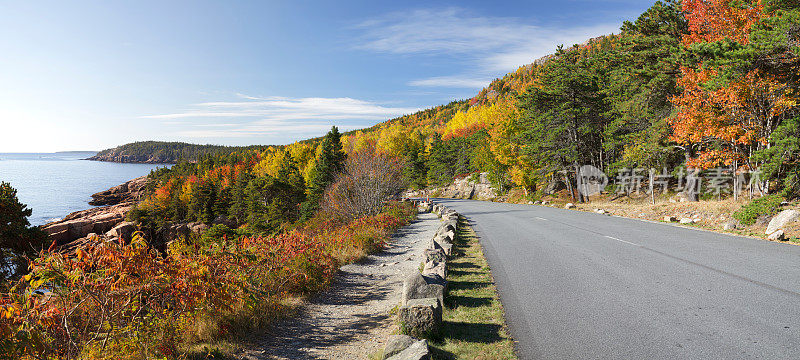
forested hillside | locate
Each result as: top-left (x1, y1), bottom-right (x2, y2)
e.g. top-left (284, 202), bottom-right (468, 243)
top-left (88, 141), bottom-right (270, 163)
top-left (93, 0), bottom-right (800, 236)
top-left (348, 0), bottom-right (799, 200)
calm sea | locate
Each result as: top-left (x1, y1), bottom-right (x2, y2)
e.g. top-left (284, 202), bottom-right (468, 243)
top-left (0, 152), bottom-right (167, 225)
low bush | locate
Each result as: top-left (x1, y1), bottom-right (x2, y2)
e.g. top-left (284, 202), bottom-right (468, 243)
top-left (733, 194), bottom-right (784, 226)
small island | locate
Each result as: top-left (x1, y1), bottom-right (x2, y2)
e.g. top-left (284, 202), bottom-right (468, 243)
top-left (87, 140), bottom-right (269, 164)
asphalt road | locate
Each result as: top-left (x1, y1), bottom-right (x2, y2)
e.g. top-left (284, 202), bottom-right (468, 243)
top-left (434, 199), bottom-right (800, 360)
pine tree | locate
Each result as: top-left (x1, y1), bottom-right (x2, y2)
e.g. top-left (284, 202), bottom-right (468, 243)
top-left (277, 151), bottom-right (306, 191)
top-left (189, 181), bottom-right (217, 224)
top-left (516, 47), bottom-right (611, 201)
top-left (0, 182), bottom-right (47, 281)
top-left (229, 172), bottom-right (254, 225)
top-left (302, 126), bottom-right (346, 219)
top-left (245, 175), bottom-right (305, 233)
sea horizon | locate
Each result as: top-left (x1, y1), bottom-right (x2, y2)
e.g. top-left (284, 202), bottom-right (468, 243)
top-left (0, 152), bottom-right (166, 225)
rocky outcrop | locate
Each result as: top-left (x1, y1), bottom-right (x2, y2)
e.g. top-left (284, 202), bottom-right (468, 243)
top-left (41, 176), bottom-right (152, 246)
top-left (405, 172), bottom-right (497, 201)
top-left (42, 202), bottom-right (134, 246)
top-left (89, 176), bottom-right (149, 206)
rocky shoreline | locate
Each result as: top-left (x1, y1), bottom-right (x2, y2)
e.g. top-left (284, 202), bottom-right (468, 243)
top-left (40, 175), bottom-right (220, 252)
top-left (86, 153), bottom-right (177, 164)
top-left (41, 176), bottom-right (148, 248)
top-left (87, 175), bottom-right (148, 206)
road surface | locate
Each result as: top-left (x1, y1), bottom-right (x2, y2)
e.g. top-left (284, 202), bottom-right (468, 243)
top-left (434, 199), bottom-right (800, 359)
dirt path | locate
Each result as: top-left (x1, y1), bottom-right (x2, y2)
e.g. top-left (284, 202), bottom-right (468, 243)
top-left (237, 212), bottom-right (440, 360)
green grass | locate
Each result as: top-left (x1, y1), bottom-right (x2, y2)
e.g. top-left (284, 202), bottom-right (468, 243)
top-left (429, 218), bottom-right (518, 359)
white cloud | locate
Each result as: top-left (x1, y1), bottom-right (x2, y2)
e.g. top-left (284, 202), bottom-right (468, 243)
top-left (355, 7), bottom-right (620, 88)
top-left (408, 75), bottom-right (491, 88)
top-left (142, 95), bottom-right (420, 139)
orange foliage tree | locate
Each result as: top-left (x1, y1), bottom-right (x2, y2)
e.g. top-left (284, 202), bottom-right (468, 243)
top-left (668, 0), bottom-right (793, 169)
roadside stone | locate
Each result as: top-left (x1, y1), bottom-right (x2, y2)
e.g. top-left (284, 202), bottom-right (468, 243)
top-left (422, 261), bottom-right (447, 279)
top-left (423, 248), bottom-right (446, 264)
top-left (437, 222), bottom-right (456, 234)
top-left (402, 272), bottom-right (446, 307)
top-left (386, 339), bottom-right (430, 360)
top-left (439, 243), bottom-right (453, 256)
top-left (398, 298), bottom-right (442, 338)
top-left (723, 221), bottom-right (739, 231)
top-left (766, 209), bottom-right (800, 235)
top-left (426, 238), bottom-right (443, 252)
top-left (768, 229), bottom-right (786, 241)
top-left (565, 203), bottom-right (576, 209)
top-left (383, 335), bottom-right (416, 359)
top-left (663, 216), bottom-right (676, 222)
top-left (417, 202), bottom-right (431, 213)
top-left (679, 218), bottom-right (693, 224)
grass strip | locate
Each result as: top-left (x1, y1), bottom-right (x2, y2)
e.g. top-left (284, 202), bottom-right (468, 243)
top-left (429, 217), bottom-right (517, 359)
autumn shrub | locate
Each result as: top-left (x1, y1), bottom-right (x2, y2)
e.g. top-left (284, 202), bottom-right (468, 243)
top-left (321, 148), bottom-right (405, 220)
top-left (0, 201), bottom-right (414, 359)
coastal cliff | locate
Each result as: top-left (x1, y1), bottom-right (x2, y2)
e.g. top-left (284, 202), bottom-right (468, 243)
top-left (40, 177), bottom-right (147, 246)
top-left (41, 175), bottom-right (214, 250)
top-left (88, 175), bottom-right (148, 205)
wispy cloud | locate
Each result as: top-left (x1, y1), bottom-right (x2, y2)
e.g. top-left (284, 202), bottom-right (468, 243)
top-left (142, 95), bottom-right (419, 139)
top-left (408, 75), bottom-right (492, 89)
top-left (354, 7), bottom-right (620, 88)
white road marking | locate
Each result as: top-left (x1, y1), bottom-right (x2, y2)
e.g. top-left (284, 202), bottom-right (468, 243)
top-left (535, 217), bottom-right (548, 221)
top-left (604, 235), bottom-right (639, 246)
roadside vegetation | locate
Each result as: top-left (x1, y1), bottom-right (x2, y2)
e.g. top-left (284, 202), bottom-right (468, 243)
top-left (430, 218), bottom-right (517, 359)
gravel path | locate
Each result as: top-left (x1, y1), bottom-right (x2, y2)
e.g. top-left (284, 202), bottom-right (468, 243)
top-left (237, 212), bottom-right (440, 360)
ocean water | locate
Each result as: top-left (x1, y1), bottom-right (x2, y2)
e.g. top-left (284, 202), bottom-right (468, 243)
top-left (0, 152), bottom-right (167, 225)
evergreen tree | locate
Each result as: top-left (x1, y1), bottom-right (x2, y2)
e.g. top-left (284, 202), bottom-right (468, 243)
top-left (604, 0), bottom-right (687, 171)
top-left (228, 172), bottom-right (254, 225)
top-left (0, 182), bottom-right (47, 282)
top-left (245, 176), bottom-right (304, 233)
top-left (401, 140), bottom-right (427, 189)
top-left (516, 46), bottom-right (611, 200)
top-left (277, 151), bottom-right (306, 191)
top-left (189, 181), bottom-right (217, 224)
top-left (426, 132), bottom-right (480, 185)
top-left (302, 126), bottom-right (346, 218)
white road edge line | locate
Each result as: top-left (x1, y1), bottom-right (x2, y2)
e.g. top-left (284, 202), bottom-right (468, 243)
top-left (604, 235), bottom-right (639, 246)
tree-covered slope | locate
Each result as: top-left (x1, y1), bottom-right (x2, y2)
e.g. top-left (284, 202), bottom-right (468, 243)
top-left (88, 141), bottom-right (270, 163)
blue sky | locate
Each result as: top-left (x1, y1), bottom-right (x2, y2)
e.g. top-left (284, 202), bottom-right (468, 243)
top-left (0, 0), bottom-right (655, 152)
